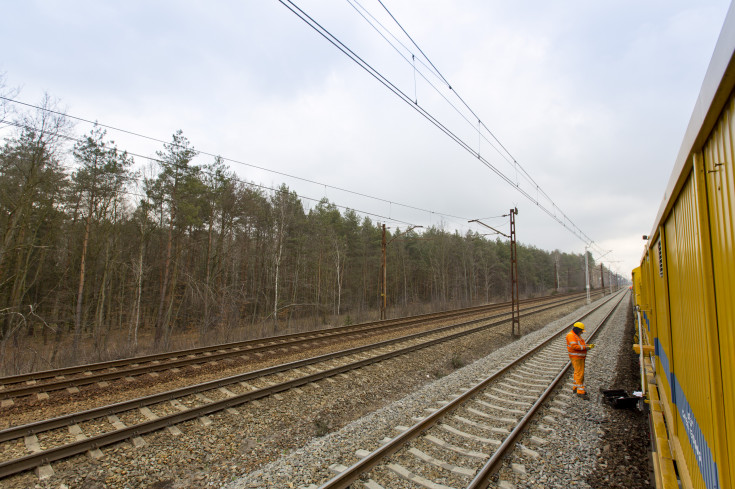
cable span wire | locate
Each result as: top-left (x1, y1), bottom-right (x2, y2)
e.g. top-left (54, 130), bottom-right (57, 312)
top-left (360, 1), bottom-right (604, 254)
top-left (277, 0), bottom-right (600, 249)
top-left (1, 118), bottom-right (423, 229)
top-left (344, 0), bottom-right (511, 167)
top-left (0, 95), bottom-right (470, 223)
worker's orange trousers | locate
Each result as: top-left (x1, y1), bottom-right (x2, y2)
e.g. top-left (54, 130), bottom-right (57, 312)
top-left (570, 356), bottom-right (586, 394)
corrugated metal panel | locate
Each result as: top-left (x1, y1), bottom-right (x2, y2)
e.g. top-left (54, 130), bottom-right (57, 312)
top-left (703, 93), bottom-right (735, 489)
top-left (648, 3), bottom-right (735, 240)
top-left (666, 175), bottom-right (719, 489)
top-left (651, 235), bottom-right (673, 412)
top-left (632, 266), bottom-right (643, 320)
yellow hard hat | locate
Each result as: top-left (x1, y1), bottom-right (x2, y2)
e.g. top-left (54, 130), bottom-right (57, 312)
top-left (573, 322), bottom-right (585, 331)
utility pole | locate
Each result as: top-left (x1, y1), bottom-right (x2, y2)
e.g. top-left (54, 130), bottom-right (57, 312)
top-left (469, 206), bottom-right (519, 337)
top-left (584, 246), bottom-right (591, 304)
top-left (600, 263), bottom-right (605, 293)
top-left (509, 208), bottom-right (520, 337)
top-left (381, 224), bottom-right (387, 320)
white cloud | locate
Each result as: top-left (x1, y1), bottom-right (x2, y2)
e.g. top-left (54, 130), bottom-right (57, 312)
top-left (1, 0), bottom-right (730, 277)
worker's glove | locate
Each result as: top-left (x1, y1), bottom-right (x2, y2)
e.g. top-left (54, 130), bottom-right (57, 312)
top-left (588, 344), bottom-right (596, 350)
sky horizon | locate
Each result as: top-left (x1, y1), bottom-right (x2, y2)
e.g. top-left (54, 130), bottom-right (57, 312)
top-left (2, 1), bottom-right (732, 282)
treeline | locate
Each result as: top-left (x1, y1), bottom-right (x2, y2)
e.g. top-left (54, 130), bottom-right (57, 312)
top-left (0, 97), bottom-right (596, 372)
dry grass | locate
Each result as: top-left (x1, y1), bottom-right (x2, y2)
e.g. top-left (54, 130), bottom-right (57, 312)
top-left (0, 300), bottom-right (478, 377)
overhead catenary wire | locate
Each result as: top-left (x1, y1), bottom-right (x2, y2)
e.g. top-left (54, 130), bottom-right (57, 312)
top-left (372, 0), bottom-right (604, 255)
top-left (344, 0), bottom-right (513, 170)
top-left (278, 0), bottom-right (602, 254)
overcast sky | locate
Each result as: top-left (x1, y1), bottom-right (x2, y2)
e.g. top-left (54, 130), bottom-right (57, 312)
top-left (2, 1), bottom-right (731, 279)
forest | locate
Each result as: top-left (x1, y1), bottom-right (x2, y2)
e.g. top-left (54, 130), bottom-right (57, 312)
top-left (0, 94), bottom-right (608, 375)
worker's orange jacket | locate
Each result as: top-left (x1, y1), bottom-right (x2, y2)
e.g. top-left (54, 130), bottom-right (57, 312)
top-left (566, 330), bottom-right (588, 358)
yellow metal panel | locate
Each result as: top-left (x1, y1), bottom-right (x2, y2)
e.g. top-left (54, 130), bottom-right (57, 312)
top-left (703, 93), bottom-right (735, 489)
top-left (665, 174), bottom-right (717, 489)
top-left (632, 266), bottom-right (643, 312)
top-left (651, 234), bottom-right (674, 420)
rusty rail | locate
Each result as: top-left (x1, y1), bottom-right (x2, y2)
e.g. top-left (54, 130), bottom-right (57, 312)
top-left (0, 292), bottom-right (597, 400)
top-left (0, 293), bottom-right (597, 479)
top-left (317, 290), bottom-right (625, 489)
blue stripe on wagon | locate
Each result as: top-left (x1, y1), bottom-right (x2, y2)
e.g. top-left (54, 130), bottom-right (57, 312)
top-left (654, 338), bottom-right (720, 489)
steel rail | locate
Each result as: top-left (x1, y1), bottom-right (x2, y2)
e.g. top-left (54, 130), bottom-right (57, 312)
top-left (0, 294), bottom-right (596, 478)
top-left (316, 290), bottom-right (625, 489)
top-left (0, 293), bottom-right (595, 400)
top-left (0, 293), bottom-right (584, 444)
top-left (466, 290), bottom-right (627, 488)
top-left (0, 291), bottom-right (590, 392)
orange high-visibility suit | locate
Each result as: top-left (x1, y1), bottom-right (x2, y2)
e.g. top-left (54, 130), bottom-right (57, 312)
top-left (566, 329), bottom-right (589, 394)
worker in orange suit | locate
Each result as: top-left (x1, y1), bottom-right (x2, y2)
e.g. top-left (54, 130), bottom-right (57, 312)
top-left (566, 321), bottom-right (595, 398)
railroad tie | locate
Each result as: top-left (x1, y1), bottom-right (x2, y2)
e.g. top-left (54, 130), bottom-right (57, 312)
top-left (408, 447), bottom-right (475, 476)
top-left (491, 386), bottom-right (538, 402)
top-left (484, 392), bottom-right (530, 416)
top-left (218, 387), bottom-right (236, 398)
top-left (139, 407), bottom-right (158, 421)
top-left (518, 444), bottom-right (540, 459)
top-left (438, 423), bottom-right (500, 446)
top-left (328, 463), bottom-right (348, 474)
top-left (466, 406), bottom-right (515, 426)
top-left (24, 434), bottom-right (54, 479)
top-left (507, 372), bottom-right (549, 387)
top-left (68, 424), bottom-right (104, 458)
top-left (551, 399), bottom-right (569, 408)
top-left (24, 434), bottom-right (42, 453)
top-left (526, 435), bottom-right (548, 446)
top-left (362, 480), bottom-right (386, 489)
top-left (387, 463), bottom-right (456, 489)
top-left (195, 394), bottom-right (214, 426)
top-left (107, 415), bottom-right (146, 447)
top-left (239, 381), bottom-right (258, 391)
top-left (452, 415), bottom-right (509, 435)
top-left (496, 382), bottom-right (541, 398)
top-left (166, 400), bottom-right (186, 435)
top-left (423, 434), bottom-right (488, 459)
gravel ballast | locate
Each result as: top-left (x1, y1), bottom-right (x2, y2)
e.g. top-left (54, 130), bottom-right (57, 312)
top-left (227, 292), bottom-right (652, 489)
top-left (2, 294), bottom-right (652, 488)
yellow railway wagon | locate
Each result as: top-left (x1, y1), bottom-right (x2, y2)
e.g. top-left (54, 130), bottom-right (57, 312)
top-left (633, 4), bottom-right (735, 489)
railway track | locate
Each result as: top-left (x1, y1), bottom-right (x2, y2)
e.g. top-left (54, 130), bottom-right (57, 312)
top-left (0, 291), bottom-right (598, 404)
top-left (315, 290), bottom-right (626, 489)
top-left (0, 292), bottom-right (598, 480)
